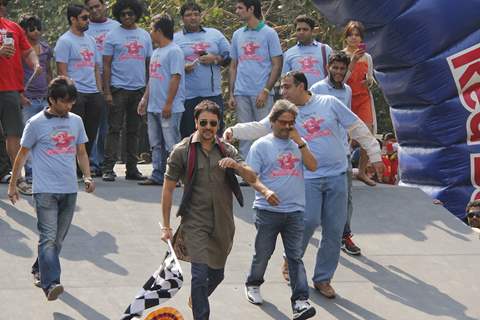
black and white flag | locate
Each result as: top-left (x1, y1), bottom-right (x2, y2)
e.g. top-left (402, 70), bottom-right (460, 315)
top-left (121, 240), bottom-right (183, 320)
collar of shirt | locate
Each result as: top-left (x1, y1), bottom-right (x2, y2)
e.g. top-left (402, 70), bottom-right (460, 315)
top-left (44, 110), bottom-right (69, 119)
top-left (324, 77), bottom-right (346, 90)
top-left (182, 26), bottom-right (206, 34)
top-left (297, 40), bottom-right (319, 47)
top-left (244, 20), bottom-right (265, 32)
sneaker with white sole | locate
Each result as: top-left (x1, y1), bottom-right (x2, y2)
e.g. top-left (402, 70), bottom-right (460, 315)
top-left (293, 299), bottom-right (316, 320)
top-left (45, 283), bottom-right (64, 301)
top-left (245, 285), bottom-right (263, 305)
top-left (32, 270), bottom-right (41, 288)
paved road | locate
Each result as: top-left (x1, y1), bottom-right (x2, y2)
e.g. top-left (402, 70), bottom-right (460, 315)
top-left (0, 165), bottom-right (478, 319)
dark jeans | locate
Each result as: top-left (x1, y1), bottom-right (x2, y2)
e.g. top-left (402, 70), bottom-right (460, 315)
top-left (180, 95), bottom-right (224, 138)
top-left (71, 92), bottom-right (105, 156)
top-left (343, 156), bottom-right (353, 237)
top-left (0, 126), bottom-right (10, 177)
top-left (246, 209), bottom-right (309, 306)
top-left (191, 262), bottom-right (224, 320)
top-left (102, 87), bottom-right (143, 173)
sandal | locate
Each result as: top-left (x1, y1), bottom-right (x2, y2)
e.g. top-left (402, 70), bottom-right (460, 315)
top-left (17, 178), bottom-right (33, 196)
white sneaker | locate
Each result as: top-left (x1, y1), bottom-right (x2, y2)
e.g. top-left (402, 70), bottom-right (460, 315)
top-left (245, 285), bottom-right (263, 305)
top-left (293, 299), bottom-right (316, 320)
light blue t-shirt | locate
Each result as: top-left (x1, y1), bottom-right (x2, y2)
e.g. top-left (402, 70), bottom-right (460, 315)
top-left (21, 111), bottom-right (88, 194)
top-left (147, 42), bottom-right (185, 113)
top-left (247, 134), bottom-right (305, 213)
top-left (174, 27), bottom-right (230, 99)
top-left (54, 31), bottom-right (99, 93)
top-left (282, 41), bottom-right (332, 88)
top-left (103, 26), bottom-right (153, 90)
top-left (85, 18), bottom-right (120, 73)
top-left (310, 77), bottom-right (352, 154)
top-left (257, 94), bottom-right (358, 178)
top-left (231, 22), bottom-right (282, 96)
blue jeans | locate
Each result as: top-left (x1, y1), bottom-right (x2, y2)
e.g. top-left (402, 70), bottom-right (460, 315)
top-left (22, 98), bottom-right (47, 181)
top-left (191, 262), bottom-right (224, 320)
top-left (302, 174), bottom-right (348, 283)
top-left (33, 193), bottom-right (77, 289)
top-left (246, 209), bottom-right (309, 306)
top-left (147, 112), bottom-right (181, 183)
top-left (235, 95), bottom-right (273, 158)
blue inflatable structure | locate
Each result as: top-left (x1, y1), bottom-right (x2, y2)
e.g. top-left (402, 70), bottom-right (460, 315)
top-left (313, 0), bottom-right (480, 218)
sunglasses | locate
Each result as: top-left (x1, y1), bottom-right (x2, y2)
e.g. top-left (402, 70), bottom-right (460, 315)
top-left (78, 14), bottom-right (90, 21)
top-left (121, 10), bottom-right (135, 17)
top-left (199, 119), bottom-right (218, 127)
top-left (467, 211), bottom-right (480, 219)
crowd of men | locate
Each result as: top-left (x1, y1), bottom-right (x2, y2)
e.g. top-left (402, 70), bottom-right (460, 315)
top-left (1, 0), bottom-right (388, 319)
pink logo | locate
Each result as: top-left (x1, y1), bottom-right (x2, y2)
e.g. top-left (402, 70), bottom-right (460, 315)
top-left (270, 152), bottom-right (301, 177)
top-left (299, 56), bottom-right (320, 76)
top-left (47, 131), bottom-right (76, 155)
top-left (186, 42), bottom-right (211, 62)
top-left (302, 117), bottom-right (331, 141)
top-left (119, 40), bottom-right (145, 61)
top-left (94, 33), bottom-right (107, 51)
top-left (239, 41), bottom-right (263, 62)
top-left (75, 49), bottom-right (95, 69)
top-left (149, 60), bottom-right (164, 81)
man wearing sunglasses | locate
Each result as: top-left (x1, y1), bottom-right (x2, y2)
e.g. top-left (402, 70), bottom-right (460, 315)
top-left (55, 4), bottom-right (104, 175)
top-left (0, 0), bottom-right (41, 195)
top-left (161, 100), bottom-right (256, 320)
top-left (466, 200), bottom-right (480, 229)
top-left (84, 0), bottom-right (119, 178)
top-left (137, 14), bottom-right (184, 186)
top-left (101, 0), bottom-right (152, 182)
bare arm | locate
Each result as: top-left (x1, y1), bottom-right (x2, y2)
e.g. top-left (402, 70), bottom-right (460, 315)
top-left (137, 84), bottom-right (149, 116)
top-left (161, 177), bottom-right (177, 241)
top-left (56, 62), bottom-right (68, 77)
top-left (94, 63), bottom-right (103, 92)
top-left (265, 55), bottom-right (283, 91)
top-left (77, 144), bottom-right (95, 192)
top-left (249, 176), bottom-right (280, 206)
top-left (7, 147), bottom-right (30, 204)
top-left (289, 128), bottom-right (317, 171)
top-left (228, 58), bottom-right (238, 108)
top-left (162, 74), bottom-right (181, 119)
top-left (103, 55), bottom-right (113, 104)
top-left (23, 48), bottom-right (39, 71)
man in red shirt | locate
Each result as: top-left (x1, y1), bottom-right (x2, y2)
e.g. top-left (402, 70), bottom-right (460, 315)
top-left (0, 0), bottom-right (40, 193)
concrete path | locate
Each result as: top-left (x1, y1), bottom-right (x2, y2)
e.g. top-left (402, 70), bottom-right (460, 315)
top-left (0, 165), bottom-right (479, 320)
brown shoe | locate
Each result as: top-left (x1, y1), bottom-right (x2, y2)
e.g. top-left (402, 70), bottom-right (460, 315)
top-left (314, 282), bottom-right (336, 299)
top-left (281, 257), bottom-right (289, 282)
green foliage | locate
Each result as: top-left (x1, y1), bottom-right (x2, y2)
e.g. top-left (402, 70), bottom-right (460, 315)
top-left (8, 0), bottom-right (392, 133)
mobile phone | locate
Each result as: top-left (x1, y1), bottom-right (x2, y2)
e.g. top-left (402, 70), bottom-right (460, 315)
top-left (358, 43), bottom-right (366, 51)
top-left (3, 32), bottom-right (14, 46)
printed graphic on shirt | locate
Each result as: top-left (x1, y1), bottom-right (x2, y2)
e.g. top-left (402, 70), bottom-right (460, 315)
top-left (149, 60), bottom-right (164, 81)
top-left (298, 56), bottom-right (320, 76)
top-left (47, 130), bottom-right (76, 155)
top-left (186, 42), bottom-right (211, 62)
top-left (76, 48), bottom-right (95, 69)
top-left (120, 40), bottom-right (145, 61)
top-left (94, 33), bottom-right (107, 51)
top-left (270, 152), bottom-right (301, 177)
top-left (240, 41), bottom-right (263, 62)
top-left (302, 116), bottom-right (332, 141)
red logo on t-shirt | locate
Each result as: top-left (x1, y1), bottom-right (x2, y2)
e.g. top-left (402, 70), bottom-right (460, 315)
top-left (270, 152), bottom-right (301, 177)
top-left (120, 40), bottom-right (145, 61)
top-left (149, 60), bottom-right (164, 80)
top-left (186, 42), bottom-right (211, 62)
top-left (95, 33), bottom-right (107, 51)
top-left (47, 131), bottom-right (76, 155)
top-left (298, 56), bottom-right (320, 76)
top-left (302, 117), bottom-right (331, 141)
top-left (75, 48), bottom-right (95, 69)
top-left (240, 41), bottom-right (263, 62)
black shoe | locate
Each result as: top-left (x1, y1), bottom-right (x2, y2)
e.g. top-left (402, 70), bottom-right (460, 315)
top-left (342, 234), bottom-right (362, 256)
top-left (102, 171), bottom-right (116, 182)
top-left (239, 180), bottom-right (250, 186)
top-left (293, 299), bottom-right (316, 320)
top-left (138, 178), bottom-right (162, 186)
top-left (32, 270), bottom-right (41, 288)
top-left (126, 171), bottom-right (147, 181)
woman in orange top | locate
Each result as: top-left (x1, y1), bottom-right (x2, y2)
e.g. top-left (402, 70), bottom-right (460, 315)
top-left (343, 21), bottom-right (377, 186)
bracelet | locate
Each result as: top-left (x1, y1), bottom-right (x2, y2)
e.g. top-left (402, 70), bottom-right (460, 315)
top-left (298, 143), bottom-right (307, 149)
top-left (84, 177), bottom-right (93, 183)
top-left (161, 227), bottom-right (172, 230)
top-left (263, 87), bottom-right (270, 94)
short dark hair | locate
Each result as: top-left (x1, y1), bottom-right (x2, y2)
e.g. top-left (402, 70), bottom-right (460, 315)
top-left (84, 0), bottom-right (104, 5)
top-left (294, 15), bottom-right (315, 30)
top-left (328, 50), bottom-right (350, 66)
top-left (466, 200), bottom-right (480, 213)
top-left (180, 2), bottom-right (202, 16)
top-left (112, 0), bottom-right (144, 22)
top-left (19, 14), bottom-right (42, 32)
top-left (48, 76), bottom-right (77, 105)
top-left (194, 100), bottom-right (221, 120)
top-left (269, 99), bottom-right (298, 123)
top-left (67, 4), bottom-right (88, 25)
top-left (237, 0), bottom-right (262, 20)
top-left (151, 14), bottom-right (174, 40)
top-left (282, 71), bottom-right (308, 91)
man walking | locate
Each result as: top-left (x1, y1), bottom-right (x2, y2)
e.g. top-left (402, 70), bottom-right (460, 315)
top-left (7, 77), bottom-right (95, 301)
top-left (245, 99), bottom-right (317, 320)
top-left (137, 14), bottom-right (184, 186)
top-left (229, 0), bottom-right (282, 158)
top-left (102, 0), bottom-right (152, 181)
top-left (161, 100), bottom-right (256, 320)
top-left (174, 2), bottom-right (230, 137)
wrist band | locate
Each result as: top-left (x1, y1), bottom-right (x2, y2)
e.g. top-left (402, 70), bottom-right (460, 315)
top-left (298, 143), bottom-right (307, 149)
top-left (263, 88), bottom-right (270, 94)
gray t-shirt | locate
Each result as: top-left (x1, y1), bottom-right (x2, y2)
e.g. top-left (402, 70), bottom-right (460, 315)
top-left (21, 111), bottom-right (88, 193)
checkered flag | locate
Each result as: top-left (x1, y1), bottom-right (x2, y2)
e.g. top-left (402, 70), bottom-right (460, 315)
top-left (121, 239), bottom-right (183, 320)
